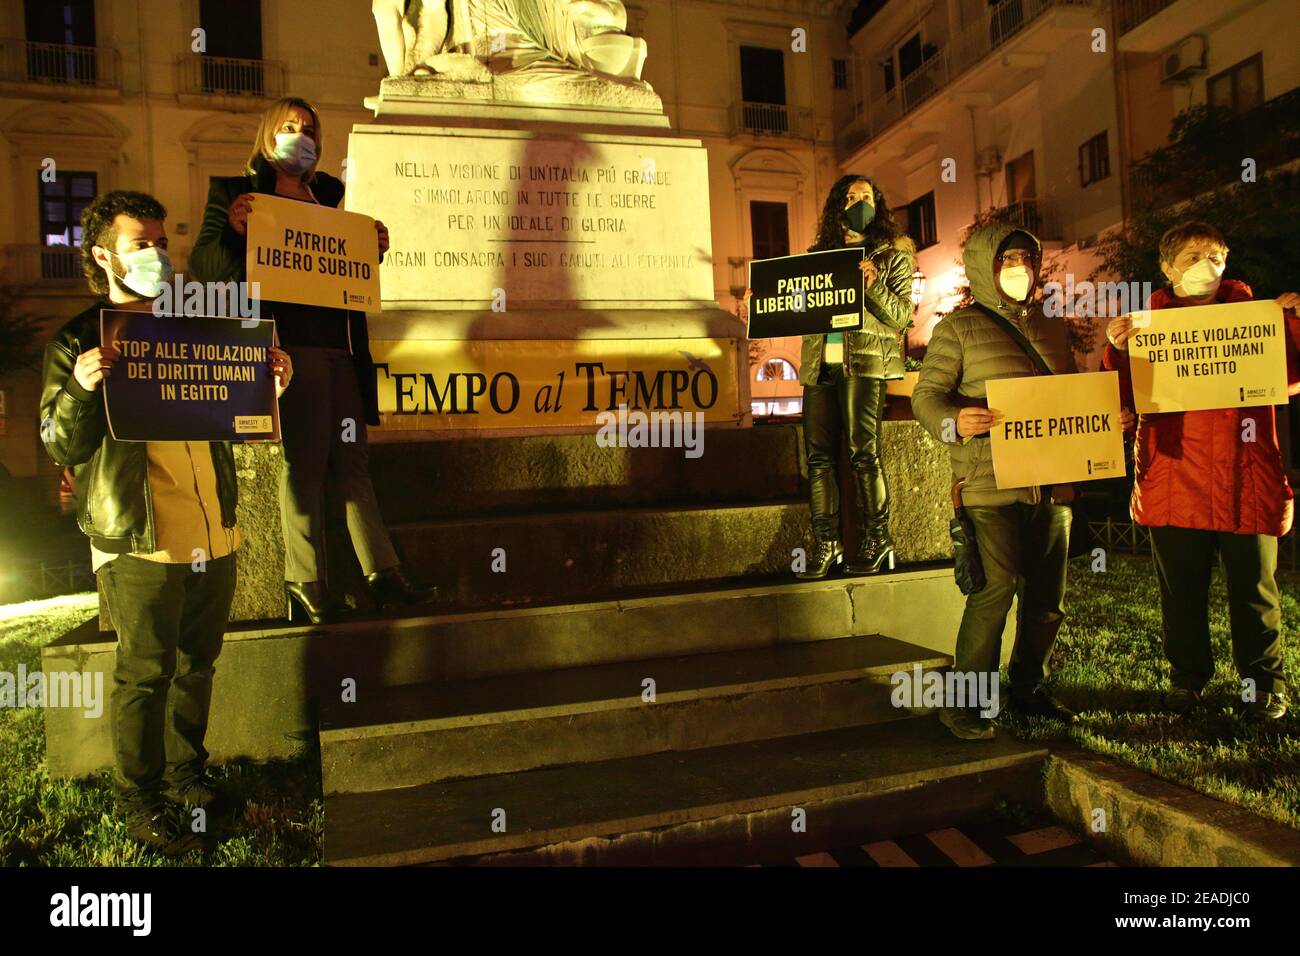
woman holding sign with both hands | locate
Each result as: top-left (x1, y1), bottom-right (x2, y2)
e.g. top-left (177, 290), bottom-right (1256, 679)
top-left (191, 97), bottom-right (436, 624)
top-left (1102, 220), bottom-right (1300, 720)
top-left (784, 175), bottom-right (917, 580)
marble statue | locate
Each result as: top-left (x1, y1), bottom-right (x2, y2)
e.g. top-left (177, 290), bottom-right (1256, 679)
top-left (371, 0), bottom-right (648, 84)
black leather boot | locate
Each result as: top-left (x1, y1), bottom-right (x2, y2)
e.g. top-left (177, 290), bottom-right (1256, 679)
top-left (367, 565), bottom-right (438, 608)
top-left (844, 471), bottom-right (896, 575)
top-left (285, 581), bottom-right (348, 624)
top-left (796, 533), bottom-right (843, 580)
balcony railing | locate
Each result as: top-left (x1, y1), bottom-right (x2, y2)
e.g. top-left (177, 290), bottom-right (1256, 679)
top-left (3, 245), bottom-right (85, 285)
top-left (1115, 0), bottom-right (1179, 34)
top-left (974, 199), bottom-right (1063, 241)
top-left (842, 0), bottom-right (1091, 154)
top-left (177, 54), bottom-right (287, 99)
top-left (733, 101), bottom-right (813, 140)
top-left (0, 38), bottom-right (120, 89)
top-left (1130, 89), bottom-right (1300, 209)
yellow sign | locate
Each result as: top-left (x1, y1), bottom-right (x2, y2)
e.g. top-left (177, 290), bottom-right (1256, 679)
top-left (370, 338), bottom-right (741, 433)
top-left (987, 371), bottom-right (1125, 489)
top-left (1127, 300), bottom-right (1287, 414)
top-left (246, 194), bottom-right (380, 311)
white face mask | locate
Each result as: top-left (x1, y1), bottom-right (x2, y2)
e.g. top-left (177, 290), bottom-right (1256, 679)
top-left (1173, 258), bottom-right (1224, 298)
top-left (999, 264), bottom-right (1032, 302)
top-left (110, 246), bottom-right (173, 299)
top-left (273, 131), bottom-right (317, 175)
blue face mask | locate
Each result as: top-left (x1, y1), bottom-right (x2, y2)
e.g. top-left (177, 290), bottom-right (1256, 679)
top-left (111, 246), bottom-right (173, 299)
top-left (273, 131), bottom-right (317, 175)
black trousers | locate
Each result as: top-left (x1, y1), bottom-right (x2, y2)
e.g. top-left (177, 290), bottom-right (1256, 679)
top-left (278, 346), bottom-right (399, 582)
top-left (955, 502), bottom-right (1071, 698)
top-left (99, 552), bottom-right (237, 811)
top-left (802, 364), bottom-right (889, 540)
top-left (1149, 526), bottom-right (1286, 695)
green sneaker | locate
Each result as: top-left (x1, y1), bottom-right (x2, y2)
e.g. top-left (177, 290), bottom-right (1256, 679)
top-left (122, 803), bottom-right (207, 856)
top-left (1246, 691), bottom-right (1289, 721)
top-left (1164, 687), bottom-right (1202, 715)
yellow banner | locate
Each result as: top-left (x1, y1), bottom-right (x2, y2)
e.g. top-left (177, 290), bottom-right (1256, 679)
top-left (370, 338), bottom-right (741, 432)
top-left (1127, 300), bottom-right (1288, 414)
top-left (246, 194), bottom-right (380, 311)
top-left (987, 371), bottom-right (1125, 489)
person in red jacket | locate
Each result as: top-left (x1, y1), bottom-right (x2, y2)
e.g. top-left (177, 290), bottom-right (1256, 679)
top-left (1104, 221), bottom-right (1300, 720)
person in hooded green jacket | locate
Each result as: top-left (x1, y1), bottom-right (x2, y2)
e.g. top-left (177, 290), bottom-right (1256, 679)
top-left (793, 175), bottom-right (917, 580)
top-left (913, 223), bottom-right (1078, 740)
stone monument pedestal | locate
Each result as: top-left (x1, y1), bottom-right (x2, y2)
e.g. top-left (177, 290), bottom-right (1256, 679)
top-left (346, 76), bottom-right (749, 439)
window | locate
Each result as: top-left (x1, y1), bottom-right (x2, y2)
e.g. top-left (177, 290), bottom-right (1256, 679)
top-left (1078, 131), bottom-right (1110, 187)
top-left (833, 58), bottom-right (848, 91)
top-left (750, 201), bottom-right (790, 260)
top-left (38, 169), bottom-right (96, 280)
top-left (897, 33), bottom-right (922, 80)
top-left (739, 46), bottom-right (786, 105)
top-left (903, 192), bottom-right (937, 251)
top-left (1208, 54), bottom-right (1263, 113)
top-left (23, 0), bottom-right (97, 84)
top-left (199, 0), bottom-right (265, 95)
top-left (1005, 150), bottom-right (1036, 203)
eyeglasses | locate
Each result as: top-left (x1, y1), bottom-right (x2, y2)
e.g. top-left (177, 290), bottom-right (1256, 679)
top-left (995, 251), bottom-right (1040, 268)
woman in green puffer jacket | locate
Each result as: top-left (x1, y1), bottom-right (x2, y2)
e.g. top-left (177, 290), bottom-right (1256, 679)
top-left (796, 175), bottom-right (917, 579)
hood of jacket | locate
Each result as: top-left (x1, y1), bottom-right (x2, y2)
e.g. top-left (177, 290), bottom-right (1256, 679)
top-left (963, 222), bottom-right (1041, 318)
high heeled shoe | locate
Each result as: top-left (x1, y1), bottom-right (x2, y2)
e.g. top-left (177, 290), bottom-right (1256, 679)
top-left (284, 581), bottom-right (348, 624)
top-left (366, 565), bottom-right (438, 608)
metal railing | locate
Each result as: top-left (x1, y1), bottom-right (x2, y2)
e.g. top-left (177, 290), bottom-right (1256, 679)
top-left (2, 245), bottom-right (84, 284)
top-left (1115, 0), bottom-right (1179, 35)
top-left (177, 53), bottom-right (287, 99)
top-left (843, 0), bottom-right (1091, 152)
top-left (0, 38), bottom-right (120, 88)
top-left (0, 560), bottom-right (96, 603)
top-left (734, 101), bottom-right (812, 139)
top-left (1090, 517), bottom-right (1300, 569)
top-left (980, 198), bottom-right (1063, 241)
top-left (1129, 89), bottom-right (1300, 210)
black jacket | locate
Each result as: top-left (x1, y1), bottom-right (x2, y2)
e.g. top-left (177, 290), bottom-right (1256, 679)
top-left (39, 301), bottom-right (238, 554)
top-left (189, 156), bottom-right (381, 425)
top-left (799, 234), bottom-right (917, 384)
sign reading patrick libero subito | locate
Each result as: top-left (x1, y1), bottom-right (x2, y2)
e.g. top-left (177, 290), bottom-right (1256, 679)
top-left (1126, 300), bottom-right (1288, 414)
top-left (986, 371), bottom-right (1125, 490)
top-left (246, 195), bottom-right (381, 310)
top-left (369, 338), bottom-right (739, 432)
top-left (99, 309), bottom-right (279, 442)
top-left (746, 248), bottom-right (865, 339)
top-left (344, 126), bottom-right (715, 305)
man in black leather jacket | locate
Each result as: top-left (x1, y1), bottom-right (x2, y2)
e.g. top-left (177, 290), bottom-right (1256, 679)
top-left (40, 189), bottom-right (290, 854)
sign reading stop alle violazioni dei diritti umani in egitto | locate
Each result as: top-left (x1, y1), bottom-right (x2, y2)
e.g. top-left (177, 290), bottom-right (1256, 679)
top-left (1127, 299), bottom-right (1289, 414)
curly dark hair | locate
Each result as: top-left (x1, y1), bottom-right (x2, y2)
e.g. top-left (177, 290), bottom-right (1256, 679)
top-left (809, 174), bottom-right (904, 253)
top-left (80, 190), bottom-right (167, 296)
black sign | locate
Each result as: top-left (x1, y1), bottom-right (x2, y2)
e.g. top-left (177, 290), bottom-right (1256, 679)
top-left (747, 247), bottom-right (865, 338)
top-left (100, 309), bottom-right (279, 442)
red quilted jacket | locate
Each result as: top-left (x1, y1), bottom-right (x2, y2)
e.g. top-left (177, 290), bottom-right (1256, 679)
top-left (1102, 280), bottom-right (1300, 536)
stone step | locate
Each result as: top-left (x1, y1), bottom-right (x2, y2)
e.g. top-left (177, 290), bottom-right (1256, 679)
top-left (386, 499), bottom-right (951, 609)
top-left (319, 635), bottom-right (950, 794)
top-left (46, 567), bottom-right (1004, 778)
top-left (322, 718), bottom-right (1048, 866)
top-left (367, 423), bottom-right (805, 523)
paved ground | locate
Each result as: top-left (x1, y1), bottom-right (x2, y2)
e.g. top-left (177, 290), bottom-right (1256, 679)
top-left (757, 815), bottom-right (1118, 867)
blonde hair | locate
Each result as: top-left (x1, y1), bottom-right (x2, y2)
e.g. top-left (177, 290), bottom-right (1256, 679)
top-left (247, 97), bottom-right (322, 182)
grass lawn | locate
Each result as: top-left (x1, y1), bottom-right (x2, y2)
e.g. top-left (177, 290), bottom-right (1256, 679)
top-left (1002, 553), bottom-right (1300, 830)
top-left (1, 553), bottom-right (1296, 866)
top-left (0, 595), bottom-right (322, 866)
